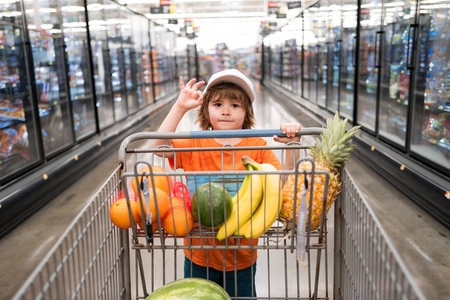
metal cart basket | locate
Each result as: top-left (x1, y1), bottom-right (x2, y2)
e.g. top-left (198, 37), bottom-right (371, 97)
top-left (12, 128), bottom-right (426, 300)
top-left (118, 128), bottom-right (331, 300)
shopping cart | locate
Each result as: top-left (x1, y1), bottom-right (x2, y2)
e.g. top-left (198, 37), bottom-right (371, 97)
top-left (118, 128), bottom-right (331, 300)
top-left (12, 128), bottom-right (425, 300)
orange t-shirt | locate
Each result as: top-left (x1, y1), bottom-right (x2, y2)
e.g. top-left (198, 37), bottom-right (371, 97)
top-left (169, 137), bottom-right (281, 271)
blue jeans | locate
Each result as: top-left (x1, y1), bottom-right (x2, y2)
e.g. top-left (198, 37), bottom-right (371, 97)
top-left (184, 257), bottom-right (257, 299)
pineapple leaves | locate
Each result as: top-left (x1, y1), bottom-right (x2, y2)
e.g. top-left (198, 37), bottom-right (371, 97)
top-left (310, 112), bottom-right (361, 171)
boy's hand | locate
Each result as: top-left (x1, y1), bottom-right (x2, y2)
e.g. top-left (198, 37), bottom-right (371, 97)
top-left (175, 77), bottom-right (205, 112)
top-left (273, 123), bottom-right (302, 144)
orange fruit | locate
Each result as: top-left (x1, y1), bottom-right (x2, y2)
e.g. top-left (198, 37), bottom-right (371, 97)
top-left (131, 166), bottom-right (173, 197)
top-left (110, 198), bottom-right (141, 229)
top-left (162, 201), bottom-right (194, 237)
top-left (137, 188), bottom-right (171, 232)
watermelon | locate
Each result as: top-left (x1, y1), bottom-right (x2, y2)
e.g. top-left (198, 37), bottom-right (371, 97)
top-left (191, 182), bottom-right (232, 229)
top-left (146, 278), bottom-right (231, 300)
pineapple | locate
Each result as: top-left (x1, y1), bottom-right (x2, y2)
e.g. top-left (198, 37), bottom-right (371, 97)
top-left (280, 112), bottom-right (361, 231)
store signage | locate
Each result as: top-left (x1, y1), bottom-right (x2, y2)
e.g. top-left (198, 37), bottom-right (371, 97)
top-left (150, 7), bottom-right (162, 14)
top-left (151, 5), bottom-right (172, 14)
top-left (277, 13), bottom-right (287, 18)
top-left (168, 19), bottom-right (178, 24)
top-left (156, 0), bottom-right (171, 13)
top-left (287, 1), bottom-right (301, 9)
top-left (268, 2), bottom-right (279, 14)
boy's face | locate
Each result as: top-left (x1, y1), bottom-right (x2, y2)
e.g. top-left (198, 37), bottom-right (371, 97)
top-left (208, 97), bottom-right (246, 130)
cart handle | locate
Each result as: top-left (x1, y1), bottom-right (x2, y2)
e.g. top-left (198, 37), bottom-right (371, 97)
top-left (118, 128), bottom-right (323, 164)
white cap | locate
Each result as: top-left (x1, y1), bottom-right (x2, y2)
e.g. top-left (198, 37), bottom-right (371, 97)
top-left (204, 69), bottom-right (255, 103)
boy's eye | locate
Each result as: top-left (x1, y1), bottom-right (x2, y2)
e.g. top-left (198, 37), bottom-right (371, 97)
top-left (214, 102), bottom-right (222, 107)
top-left (231, 103), bottom-right (240, 108)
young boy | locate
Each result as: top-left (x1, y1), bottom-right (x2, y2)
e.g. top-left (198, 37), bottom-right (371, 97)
top-left (153, 69), bottom-right (301, 298)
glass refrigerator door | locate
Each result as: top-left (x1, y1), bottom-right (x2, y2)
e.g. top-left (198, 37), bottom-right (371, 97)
top-left (327, 12), bottom-right (341, 112)
top-left (130, 16), bottom-right (148, 109)
top-left (303, 9), bottom-right (317, 102)
top-left (411, 5), bottom-right (450, 172)
top-left (0, 1), bottom-right (41, 181)
top-left (357, 0), bottom-right (382, 131)
top-left (25, 0), bottom-right (74, 156)
top-left (105, 1), bottom-right (127, 121)
top-left (87, 0), bottom-right (114, 130)
top-left (339, 1), bottom-right (357, 120)
top-left (315, 9), bottom-right (329, 108)
top-left (264, 44), bottom-right (271, 80)
top-left (61, 0), bottom-right (96, 140)
top-left (121, 10), bottom-right (137, 115)
top-left (187, 43), bottom-right (197, 80)
top-left (141, 19), bottom-right (153, 106)
top-left (378, 0), bottom-right (416, 147)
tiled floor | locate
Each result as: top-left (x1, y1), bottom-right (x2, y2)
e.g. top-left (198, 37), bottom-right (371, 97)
top-left (0, 80), bottom-right (449, 300)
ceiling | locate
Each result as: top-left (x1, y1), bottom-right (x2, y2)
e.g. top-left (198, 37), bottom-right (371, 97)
top-left (118, 0), bottom-right (306, 50)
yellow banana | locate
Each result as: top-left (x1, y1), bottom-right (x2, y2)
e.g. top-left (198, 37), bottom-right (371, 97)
top-left (241, 155), bottom-right (282, 239)
top-left (217, 165), bottom-right (263, 240)
top-left (231, 166), bottom-right (251, 206)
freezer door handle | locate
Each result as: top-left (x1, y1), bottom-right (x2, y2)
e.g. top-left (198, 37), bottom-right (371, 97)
top-left (407, 24), bottom-right (417, 70)
top-left (375, 31), bottom-right (383, 69)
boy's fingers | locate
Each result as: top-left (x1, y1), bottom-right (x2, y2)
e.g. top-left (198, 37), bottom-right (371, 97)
top-left (179, 76), bottom-right (185, 89)
top-left (192, 81), bottom-right (205, 90)
top-left (186, 78), bottom-right (196, 88)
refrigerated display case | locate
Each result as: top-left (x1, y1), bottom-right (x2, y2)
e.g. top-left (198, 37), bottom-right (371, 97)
top-left (120, 9), bottom-right (138, 115)
top-left (303, 8), bottom-right (317, 102)
top-left (104, 1), bottom-right (127, 121)
top-left (142, 19), bottom-right (154, 106)
top-left (87, 0), bottom-right (114, 130)
top-left (271, 44), bottom-right (282, 85)
top-left (357, 0), bottom-right (382, 131)
top-left (339, 1), bottom-right (357, 120)
top-left (0, 0), bottom-right (41, 182)
top-left (281, 39), bottom-right (299, 93)
top-left (263, 38), bottom-right (271, 81)
top-left (25, 0), bottom-right (75, 156)
top-left (187, 43), bottom-right (197, 79)
top-left (411, 7), bottom-right (450, 172)
top-left (327, 10), bottom-right (341, 112)
top-left (136, 17), bottom-right (153, 107)
top-left (378, 0), bottom-right (417, 148)
top-left (314, 6), bottom-right (329, 108)
top-left (152, 25), bottom-right (177, 100)
top-left (61, 0), bottom-right (96, 140)
top-left (260, 0), bottom-right (450, 230)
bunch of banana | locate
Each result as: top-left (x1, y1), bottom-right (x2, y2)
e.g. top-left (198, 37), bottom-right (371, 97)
top-left (216, 164), bottom-right (263, 240)
top-left (216, 155), bottom-right (281, 240)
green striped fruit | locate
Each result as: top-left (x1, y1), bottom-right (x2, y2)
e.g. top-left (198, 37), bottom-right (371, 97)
top-left (146, 277), bottom-right (231, 299)
top-left (191, 182), bottom-right (232, 229)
